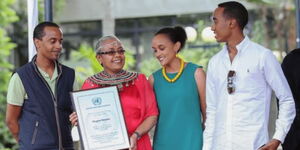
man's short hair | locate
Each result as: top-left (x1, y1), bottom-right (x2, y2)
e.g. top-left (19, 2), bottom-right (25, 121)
top-left (218, 1), bottom-right (248, 30)
top-left (33, 22), bottom-right (60, 40)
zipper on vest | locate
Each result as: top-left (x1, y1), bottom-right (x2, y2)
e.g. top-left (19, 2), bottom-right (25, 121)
top-left (34, 62), bottom-right (64, 150)
top-left (55, 67), bottom-right (64, 150)
top-left (31, 121), bottom-right (39, 144)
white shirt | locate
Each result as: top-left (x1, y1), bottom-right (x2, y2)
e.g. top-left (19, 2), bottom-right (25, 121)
top-left (203, 36), bottom-right (295, 150)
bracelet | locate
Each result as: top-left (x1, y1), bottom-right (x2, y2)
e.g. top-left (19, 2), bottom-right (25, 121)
top-left (133, 131), bottom-right (141, 139)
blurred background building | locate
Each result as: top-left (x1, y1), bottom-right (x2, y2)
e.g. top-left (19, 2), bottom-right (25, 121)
top-left (57, 0), bottom-right (254, 71)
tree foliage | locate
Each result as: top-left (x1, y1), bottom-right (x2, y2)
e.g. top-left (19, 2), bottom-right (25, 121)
top-left (0, 0), bottom-right (18, 149)
top-left (246, 0), bottom-right (295, 59)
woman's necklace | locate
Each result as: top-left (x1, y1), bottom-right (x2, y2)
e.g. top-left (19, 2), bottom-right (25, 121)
top-left (162, 58), bottom-right (185, 83)
top-left (89, 70), bottom-right (138, 91)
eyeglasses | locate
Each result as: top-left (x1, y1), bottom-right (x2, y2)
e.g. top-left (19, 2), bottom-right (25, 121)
top-left (97, 49), bottom-right (125, 56)
top-left (227, 70), bottom-right (236, 94)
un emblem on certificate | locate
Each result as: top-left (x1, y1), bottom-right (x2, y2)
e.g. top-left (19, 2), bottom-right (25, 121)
top-left (92, 97), bottom-right (102, 106)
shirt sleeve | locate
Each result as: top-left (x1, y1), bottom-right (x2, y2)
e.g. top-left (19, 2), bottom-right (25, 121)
top-left (7, 73), bottom-right (26, 106)
top-left (139, 74), bottom-right (159, 118)
top-left (262, 50), bottom-right (295, 143)
top-left (203, 60), bottom-right (217, 150)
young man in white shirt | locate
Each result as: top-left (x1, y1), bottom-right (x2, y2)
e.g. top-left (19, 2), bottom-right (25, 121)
top-left (203, 1), bottom-right (295, 150)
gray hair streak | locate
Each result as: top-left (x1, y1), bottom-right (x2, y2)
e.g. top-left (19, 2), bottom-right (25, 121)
top-left (95, 35), bottom-right (121, 53)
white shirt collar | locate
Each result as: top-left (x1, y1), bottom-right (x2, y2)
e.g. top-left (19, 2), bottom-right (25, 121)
top-left (222, 36), bottom-right (250, 55)
top-left (235, 36), bottom-right (249, 53)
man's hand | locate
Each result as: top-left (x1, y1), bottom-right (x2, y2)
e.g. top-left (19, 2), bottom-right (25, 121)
top-left (259, 139), bottom-right (281, 150)
top-left (6, 104), bottom-right (22, 143)
top-left (69, 112), bottom-right (78, 126)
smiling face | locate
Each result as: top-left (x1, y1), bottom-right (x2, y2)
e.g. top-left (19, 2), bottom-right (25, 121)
top-left (96, 38), bottom-right (125, 75)
top-left (151, 34), bottom-right (180, 66)
top-left (34, 26), bottom-right (63, 61)
top-left (211, 7), bottom-right (232, 43)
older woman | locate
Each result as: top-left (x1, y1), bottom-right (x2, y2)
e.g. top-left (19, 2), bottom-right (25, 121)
top-left (70, 35), bottom-right (158, 150)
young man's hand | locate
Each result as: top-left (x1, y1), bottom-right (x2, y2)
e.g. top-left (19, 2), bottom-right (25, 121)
top-left (259, 139), bottom-right (280, 150)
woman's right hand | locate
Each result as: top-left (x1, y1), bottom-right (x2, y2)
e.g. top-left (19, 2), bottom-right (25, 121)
top-left (69, 112), bottom-right (78, 126)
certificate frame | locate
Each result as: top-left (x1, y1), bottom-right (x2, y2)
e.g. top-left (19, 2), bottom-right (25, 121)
top-left (70, 86), bottom-right (130, 150)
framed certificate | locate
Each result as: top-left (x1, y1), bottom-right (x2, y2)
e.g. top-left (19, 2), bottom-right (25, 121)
top-left (70, 86), bottom-right (130, 150)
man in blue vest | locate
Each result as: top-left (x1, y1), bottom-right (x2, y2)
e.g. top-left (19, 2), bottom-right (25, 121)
top-left (6, 22), bottom-right (77, 150)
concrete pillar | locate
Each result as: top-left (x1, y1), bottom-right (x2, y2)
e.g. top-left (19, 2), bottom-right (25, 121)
top-left (102, 0), bottom-right (115, 36)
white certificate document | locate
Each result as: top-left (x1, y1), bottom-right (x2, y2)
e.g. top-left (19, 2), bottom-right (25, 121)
top-left (71, 86), bottom-right (130, 150)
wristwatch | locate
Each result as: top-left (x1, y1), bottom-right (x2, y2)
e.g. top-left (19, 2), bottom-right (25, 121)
top-left (133, 131), bottom-right (141, 140)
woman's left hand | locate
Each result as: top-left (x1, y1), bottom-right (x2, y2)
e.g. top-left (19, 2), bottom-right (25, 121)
top-left (129, 134), bottom-right (138, 150)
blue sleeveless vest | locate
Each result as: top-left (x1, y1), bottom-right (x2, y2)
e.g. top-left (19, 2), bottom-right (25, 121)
top-left (17, 57), bottom-right (74, 150)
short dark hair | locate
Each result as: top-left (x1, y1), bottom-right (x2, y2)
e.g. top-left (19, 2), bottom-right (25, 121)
top-left (155, 26), bottom-right (187, 53)
top-left (218, 1), bottom-right (248, 29)
top-left (33, 21), bottom-right (60, 40)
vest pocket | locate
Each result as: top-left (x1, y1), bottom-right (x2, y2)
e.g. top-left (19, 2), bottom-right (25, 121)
top-left (31, 121), bottom-right (39, 144)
